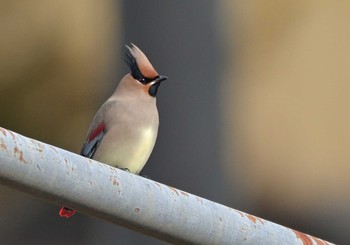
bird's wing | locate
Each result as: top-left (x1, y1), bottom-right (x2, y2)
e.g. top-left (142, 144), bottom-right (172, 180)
top-left (80, 100), bottom-right (116, 158)
top-left (80, 121), bottom-right (106, 158)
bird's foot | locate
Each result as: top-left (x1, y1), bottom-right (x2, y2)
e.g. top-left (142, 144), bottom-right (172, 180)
top-left (141, 174), bottom-right (151, 179)
top-left (117, 167), bottom-right (130, 172)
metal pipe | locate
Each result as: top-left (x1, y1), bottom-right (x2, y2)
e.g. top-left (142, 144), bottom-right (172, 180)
top-left (0, 127), bottom-right (333, 244)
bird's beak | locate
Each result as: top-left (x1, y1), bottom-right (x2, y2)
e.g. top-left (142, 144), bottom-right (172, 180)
top-left (155, 75), bottom-right (168, 83)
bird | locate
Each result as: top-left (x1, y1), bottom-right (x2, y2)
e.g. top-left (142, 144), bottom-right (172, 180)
top-left (59, 44), bottom-right (167, 218)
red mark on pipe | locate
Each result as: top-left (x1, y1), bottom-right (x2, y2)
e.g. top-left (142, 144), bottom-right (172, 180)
top-left (236, 210), bottom-right (244, 218)
top-left (14, 146), bottom-right (27, 163)
top-left (109, 176), bottom-right (119, 186)
top-left (0, 128), bottom-right (7, 136)
top-left (31, 140), bottom-right (43, 151)
top-left (8, 131), bottom-right (16, 141)
top-left (292, 230), bottom-right (330, 245)
top-left (246, 214), bottom-right (257, 223)
top-left (113, 179), bottom-right (119, 186)
top-left (0, 138), bottom-right (7, 152)
top-left (168, 186), bottom-right (179, 196)
top-left (292, 230), bottom-right (313, 245)
top-left (257, 217), bottom-right (264, 224)
top-left (19, 151), bottom-right (26, 163)
top-left (245, 214), bottom-right (264, 224)
top-left (180, 191), bottom-right (189, 197)
top-left (31, 140), bottom-right (44, 158)
top-left (313, 238), bottom-right (328, 245)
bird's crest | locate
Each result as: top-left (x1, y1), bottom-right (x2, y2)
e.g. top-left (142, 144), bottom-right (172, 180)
top-left (123, 44), bottom-right (159, 82)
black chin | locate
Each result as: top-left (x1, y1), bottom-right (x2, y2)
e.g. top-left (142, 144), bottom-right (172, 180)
top-left (148, 83), bottom-right (161, 97)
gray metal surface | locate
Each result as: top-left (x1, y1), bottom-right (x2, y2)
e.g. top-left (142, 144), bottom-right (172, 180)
top-left (0, 127), bottom-right (332, 245)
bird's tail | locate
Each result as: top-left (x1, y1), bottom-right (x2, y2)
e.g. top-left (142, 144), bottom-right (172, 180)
top-left (59, 207), bottom-right (76, 218)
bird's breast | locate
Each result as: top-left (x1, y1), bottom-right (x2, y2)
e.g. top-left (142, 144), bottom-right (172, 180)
top-left (136, 127), bottom-right (157, 155)
top-left (93, 124), bottom-right (158, 174)
top-left (117, 126), bottom-right (158, 174)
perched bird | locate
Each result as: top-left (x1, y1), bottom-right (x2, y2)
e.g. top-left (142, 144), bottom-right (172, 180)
top-left (59, 44), bottom-right (167, 218)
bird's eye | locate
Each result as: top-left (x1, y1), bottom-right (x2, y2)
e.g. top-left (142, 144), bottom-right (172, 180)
top-left (140, 78), bottom-right (146, 83)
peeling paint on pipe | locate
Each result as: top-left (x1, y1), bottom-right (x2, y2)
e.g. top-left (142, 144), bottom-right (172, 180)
top-left (0, 127), bottom-right (334, 245)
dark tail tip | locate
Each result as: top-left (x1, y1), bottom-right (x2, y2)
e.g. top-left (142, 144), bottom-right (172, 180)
top-left (59, 207), bottom-right (76, 218)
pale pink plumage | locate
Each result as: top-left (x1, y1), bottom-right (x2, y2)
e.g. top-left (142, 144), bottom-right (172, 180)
top-left (59, 44), bottom-right (167, 218)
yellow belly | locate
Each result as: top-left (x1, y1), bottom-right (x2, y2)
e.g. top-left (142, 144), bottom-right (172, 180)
top-left (123, 127), bottom-right (157, 173)
top-left (93, 127), bottom-right (157, 174)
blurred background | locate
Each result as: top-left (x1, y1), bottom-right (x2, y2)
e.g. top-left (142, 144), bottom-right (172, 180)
top-left (0, 0), bottom-right (349, 244)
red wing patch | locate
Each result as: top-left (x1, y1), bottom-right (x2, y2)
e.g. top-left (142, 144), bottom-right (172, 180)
top-left (88, 122), bottom-right (106, 142)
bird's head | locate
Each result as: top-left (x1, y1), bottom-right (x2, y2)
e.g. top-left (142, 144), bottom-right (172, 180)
top-left (122, 44), bottom-right (167, 97)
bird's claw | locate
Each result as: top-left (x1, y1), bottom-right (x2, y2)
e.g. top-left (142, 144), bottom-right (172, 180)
top-left (118, 167), bottom-right (130, 172)
top-left (141, 174), bottom-right (151, 179)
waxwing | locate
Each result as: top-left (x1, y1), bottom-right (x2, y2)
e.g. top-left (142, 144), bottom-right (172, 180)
top-left (59, 44), bottom-right (167, 218)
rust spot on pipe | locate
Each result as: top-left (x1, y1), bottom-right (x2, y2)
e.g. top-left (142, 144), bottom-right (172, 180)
top-left (155, 182), bottom-right (162, 189)
top-left (313, 239), bottom-right (328, 245)
top-left (8, 131), bottom-right (16, 141)
top-left (112, 179), bottom-right (119, 186)
top-left (134, 207), bottom-right (140, 213)
top-left (180, 191), bottom-right (189, 197)
top-left (19, 151), bottom-right (26, 163)
top-left (109, 176), bottom-right (119, 186)
top-left (246, 214), bottom-right (257, 223)
top-left (31, 140), bottom-right (44, 158)
top-left (257, 217), bottom-right (264, 224)
top-left (0, 128), bottom-right (7, 136)
top-left (14, 146), bottom-right (27, 163)
top-left (0, 138), bottom-right (7, 152)
top-left (292, 230), bottom-right (329, 245)
top-left (292, 230), bottom-right (313, 245)
top-left (245, 214), bottom-right (264, 224)
top-left (31, 140), bottom-right (43, 151)
top-left (236, 210), bottom-right (244, 218)
top-left (168, 186), bottom-right (179, 195)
